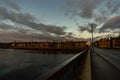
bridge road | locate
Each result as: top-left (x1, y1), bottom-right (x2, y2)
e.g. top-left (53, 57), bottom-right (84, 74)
top-left (91, 47), bottom-right (120, 80)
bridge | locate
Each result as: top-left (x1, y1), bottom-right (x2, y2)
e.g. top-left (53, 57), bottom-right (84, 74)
top-left (36, 46), bottom-right (120, 80)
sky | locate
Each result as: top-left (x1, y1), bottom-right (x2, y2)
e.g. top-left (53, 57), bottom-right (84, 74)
top-left (0, 0), bottom-right (120, 42)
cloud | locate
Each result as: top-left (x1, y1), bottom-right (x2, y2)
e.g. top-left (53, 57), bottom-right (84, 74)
top-left (99, 16), bottom-right (120, 32)
top-left (0, 22), bottom-right (31, 34)
top-left (0, 23), bottom-right (13, 30)
top-left (78, 25), bottom-right (91, 33)
top-left (0, 22), bottom-right (67, 42)
top-left (0, 7), bottom-right (36, 23)
top-left (78, 0), bottom-right (102, 18)
top-left (65, 32), bottom-right (75, 39)
top-left (0, 26), bottom-right (86, 42)
top-left (65, 0), bottom-right (120, 23)
top-left (0, 5), bottom-right (67, 42)
top-left (94, 0), bottom-right (120, 23)
top-left (0, 2), bottom-right (70, 42)
top-left (0, 31), bottom-right (68, 42)
top-left (0, 0), bottom-right (88, 42)
top-left (25, 23), bottom-right (66, 35)
top-left (106, 0), bottom-right (120, 14)
top-left (0, 6), bottom-right (68, 42)
top-left (78, 23), bottom-right (97, 33)
top-left (65, 0), bottom-right (104, 19)
top-left (0, 6), bottom-right (9, 19)
top-left (0, 6), bottom-right (66, 35)
top-left (65, 0), bottom-right (120, 34)
top-left (2, 0), bottom-right (21, 11)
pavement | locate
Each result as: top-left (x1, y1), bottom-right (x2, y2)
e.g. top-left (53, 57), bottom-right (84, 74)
top-left (77, 49), bottom-right (91, 80)
top-left (91, 47), bottom-right (120, 80)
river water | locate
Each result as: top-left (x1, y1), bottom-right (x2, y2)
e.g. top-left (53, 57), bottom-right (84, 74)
top-left (0, 49), bottom-right (76, 80)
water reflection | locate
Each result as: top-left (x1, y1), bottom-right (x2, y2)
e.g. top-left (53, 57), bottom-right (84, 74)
top-left (0, 49), bottom-right (76, 80)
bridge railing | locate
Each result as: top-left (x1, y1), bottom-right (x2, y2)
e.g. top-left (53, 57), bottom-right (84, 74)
top-left (36, 47), bottom-right (88, 80)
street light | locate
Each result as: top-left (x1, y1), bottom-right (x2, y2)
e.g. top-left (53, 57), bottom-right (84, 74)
top-left (90, 23), bottom-right (96, 53)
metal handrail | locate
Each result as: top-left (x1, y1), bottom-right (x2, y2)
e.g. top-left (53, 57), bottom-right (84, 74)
top-left (36, 47), bottom-right (88, 80)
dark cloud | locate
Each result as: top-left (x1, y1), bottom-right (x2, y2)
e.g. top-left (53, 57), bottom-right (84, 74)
top-left (0, 6), bottom-right (66, 35)
top-left (0, 30), bottom-right (85, 42)
top-left (65, 0), bottom-right (120, 23)
top-left (0, 6), bottom-right (9, 19)
top-left (25, 23), bottom-right (66, 35)
top-left (99, 16), bottom-right (120, 32)
top-left (78, 25), bottom-right (91, 33)
top-left (65, 0), bottom-right (120, 34)
top-left (65, 0), bottom-right (104, 19)
top-left (0, 31), bottom-right (70, 42)
top-left (0, 23), bottom-right (29, 33)
top-left (0, 6), bottom-right (68, 42)
top-left (0, 23), bottom-right (13, 30)
top-left (94, 0), bottom-right (120, 23)
top-left (78, 23), bottom-right (97, 33)
top-left (65, 32), bottom-right (75, 38)
top-left (0, 0), bottom-right (88, 42)
top-left (78, 0), bottom-right (103, 18)
top-left (65, 32), bottom-right (84, 41)
top-left (0, 2), bottom-right (69, 42)
top-left (106, 0), bottom-right (120, 14)
top-left (0, 7), bottom-right (36, 24)
top-left (94, 13), bottom-right (107, 23)
top-left (0, 23), bottom-right (67, 42)
top-left (2, 0), bottom-right (21, 11)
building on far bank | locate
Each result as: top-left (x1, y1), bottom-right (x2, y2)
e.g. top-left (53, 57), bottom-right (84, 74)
top-left (95, 34), bottom-right (120, 49)
top-left (10, 41), bottom-right (87, 50)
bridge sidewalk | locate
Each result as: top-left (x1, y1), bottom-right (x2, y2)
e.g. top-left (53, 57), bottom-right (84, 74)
top-left (76, 49), bottom-right (91, 80)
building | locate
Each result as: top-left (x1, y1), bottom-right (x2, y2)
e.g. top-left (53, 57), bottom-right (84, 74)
top-left (96, 34), bottom-right (120, 49)
top-left (10, 41), bottom-right (87, 50)
top-left (98, 38), bottom-right (111, 48)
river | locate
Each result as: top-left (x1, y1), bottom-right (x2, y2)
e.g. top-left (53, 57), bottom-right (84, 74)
top-left (0, 49), bottom-right (77, 80)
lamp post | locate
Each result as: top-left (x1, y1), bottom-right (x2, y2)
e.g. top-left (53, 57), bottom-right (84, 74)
top-left (90, 23), bottom-right (96, 53)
